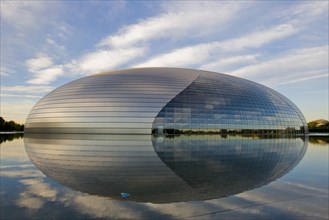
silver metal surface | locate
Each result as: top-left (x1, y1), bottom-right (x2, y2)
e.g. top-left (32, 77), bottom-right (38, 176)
top-left (25, 67), bottom-right (308, 135)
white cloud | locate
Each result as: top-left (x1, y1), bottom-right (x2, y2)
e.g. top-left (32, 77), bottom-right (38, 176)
top-left (25, 54), bottom-right (65, 85)
top-left (0, 1), bottom-right (48, 29)
top-left (0, 66), bottom-right (13, 76)
top-left (1, 85), bottom-right (54, 93)
top-left (45, 37), bottom-right (67, 56)
top-left (231, 46), bottom-right (329, 85)
top-left (69, 47), bottom-right (146, 75)
top-left (219, 24), bottom-right (297, 51)
top-left (15, 178), bottom-right (58, 210)
top-left (234, 181), bottom-right (329, 219)
top-left (281, 181), bottom-right (329, 194)
top-left (67, 2), bottom-right (247, 76)
top-left (51, 22), bottom-right (73, 40)
top-left (289, 1), bottom-right (329, 25)
top-left (26, 55), bottom-right (54, 72)
top-left (201, 54), bottom-right (259, 72)
top-left (27, 65), bottom-right (64, 85)
top-left (136, 24), bottom-right (298, 67)
top-left (136, 43), bottom-right (213, 67)
top-left (20, 179), bottom-right (58, 199)
top-left (98, 2), bottom-right (245, 48)
top-left (71, 195), bottom-right (141, 219)
top-left (277, 73), bottom-right (328, 86)
top-left (1, 93), bottom-right (42, 99)
top-left (1, 165), bottom-right (35, 169)
top-left (16, 196), bottom-right (44, 210)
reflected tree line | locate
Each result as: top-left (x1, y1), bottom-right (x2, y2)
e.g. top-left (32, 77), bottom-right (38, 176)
top-left (0, 133), bottom-right (24, 144)
top-left (0, 117), bottom-right (24, 132)
top-left (152, 128), bottom-right (305, 136)
top-left (309, 136), bottom-right (329, 145)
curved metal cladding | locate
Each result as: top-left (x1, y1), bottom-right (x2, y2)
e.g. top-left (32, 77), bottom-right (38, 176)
top-left (25, 67), bottom-right (308, 135)
top-left (25, 68), bottom-right (199, 134)
top-left (152, 70), bottom-right (308, 135)
top-left (24, 134), bottom-right (307, 203)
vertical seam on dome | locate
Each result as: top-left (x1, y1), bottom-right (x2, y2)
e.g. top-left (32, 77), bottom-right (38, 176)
top-left (151, 71), bottom-right (202, 133)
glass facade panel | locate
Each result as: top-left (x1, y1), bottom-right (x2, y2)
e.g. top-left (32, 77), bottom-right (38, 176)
top-left (152, 71), bottom-right (308, 135)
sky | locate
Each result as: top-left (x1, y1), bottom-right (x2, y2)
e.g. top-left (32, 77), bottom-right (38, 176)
top-left (0, 1), bottom-right (328, 124)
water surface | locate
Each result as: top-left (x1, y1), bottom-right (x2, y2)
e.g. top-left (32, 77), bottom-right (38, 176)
top-left (1, 134), bottom-right (328, 219)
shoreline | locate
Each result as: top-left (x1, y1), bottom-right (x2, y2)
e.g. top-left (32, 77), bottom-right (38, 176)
top-left (308, 133), bottom-right (329, 137)
top-left (0, 131), bottom-right (24, 134)
top-left (1, 131), bottom-right (328, 136)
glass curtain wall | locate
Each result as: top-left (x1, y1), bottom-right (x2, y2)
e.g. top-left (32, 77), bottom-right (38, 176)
top-left (153, 71), bottom-right (308, 136)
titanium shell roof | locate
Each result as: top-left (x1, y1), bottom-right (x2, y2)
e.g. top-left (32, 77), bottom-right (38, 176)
top-left (25, 67), bottom-right (308, 135)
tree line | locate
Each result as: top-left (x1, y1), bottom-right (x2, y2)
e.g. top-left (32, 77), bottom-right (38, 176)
top-left (0, 117), bottom-right (24, 131)
top-left (307, 120), bottom-right (329, 133)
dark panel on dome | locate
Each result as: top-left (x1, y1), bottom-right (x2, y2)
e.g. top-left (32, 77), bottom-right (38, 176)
top-left (152, 71), bottom-right (308, 135)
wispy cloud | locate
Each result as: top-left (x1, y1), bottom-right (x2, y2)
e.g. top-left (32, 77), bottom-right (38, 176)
top-left (27, 66), bottom-right (64, 85)
top-left (286, 1), bottom-right (329, 25)
top-left (1, 85), bottom-right (54, 93)
top-left (20, 1), bottom-right (327, 81)
top-left (16, 196), bottom-right (45, 210)
top-left (1, 93), bottom-right (42, 99)
top-left (136, 24), bottom-right (297, 67)
top-left (98, 2), bottom-right (245, 48)
top-left (65, 2), bottom-right (245, 76)
top-left (1, 1), bottom-right (328, 122)
top-left (26, 55), bottom-right (54, 72)
top-left (231, 46), bottom-right (328, 85)
top-left (25, 54), bottom-right (64, 85)
top-left (20, 178), bottom-right (58, 199)
top-left (0, 66), bottom-right (13, 76)
top-left (68, 47), bottom-right (146, 75)
top-left (277, 73), bottom-right (328, 86)
top-left (220, 24), bottom-right (297, 51)
top-left (200, 54), bottom-right (259, 72)
top-left (0, 1), bottom-right (48, 30)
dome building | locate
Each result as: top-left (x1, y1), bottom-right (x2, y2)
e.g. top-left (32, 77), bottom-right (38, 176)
top-left (25, 68), bottom-right (308, 135)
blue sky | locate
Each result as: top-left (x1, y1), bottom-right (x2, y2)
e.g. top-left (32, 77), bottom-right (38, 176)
top-left (1, 1), bottom-right (328, 123)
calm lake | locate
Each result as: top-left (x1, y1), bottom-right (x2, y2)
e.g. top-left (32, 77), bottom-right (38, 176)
top-left (1, 134), bottom-right (328, 220)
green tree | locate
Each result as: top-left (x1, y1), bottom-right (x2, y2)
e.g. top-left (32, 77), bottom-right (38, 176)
top-left (308, 120), bottom-right (329, 133)
top-left (0, 117), bottom-right (24, 131)
top-left (0, 117), bottom-right (5, 131)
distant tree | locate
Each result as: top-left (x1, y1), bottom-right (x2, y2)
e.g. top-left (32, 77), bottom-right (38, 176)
top-left (0, 117), bottom-right (24, 131)
top-left (0, 117), bottom-right (5, 130)
top-left (308, 120), bottom-right (329, 133)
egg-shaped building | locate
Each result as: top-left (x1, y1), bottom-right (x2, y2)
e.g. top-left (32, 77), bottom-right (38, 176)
top-left (25, 68), bottom-right (308, 135)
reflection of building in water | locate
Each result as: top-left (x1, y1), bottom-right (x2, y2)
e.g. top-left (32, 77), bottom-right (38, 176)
top-left (153, 136), bottom-right (308, 199)
top-left (24, 68), bottom-right (308, 135)
top-left (24, 134), bottom-right (307, 203)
